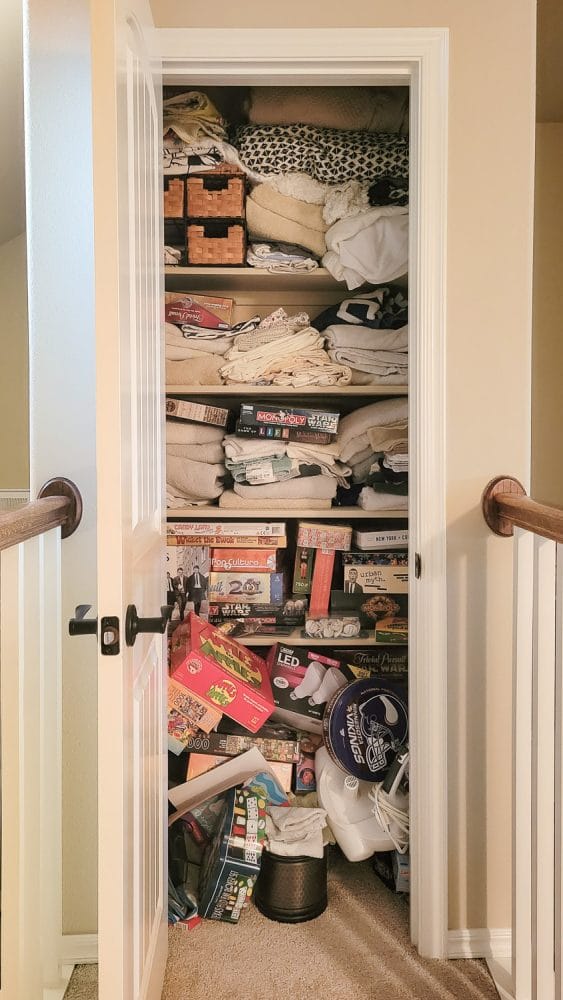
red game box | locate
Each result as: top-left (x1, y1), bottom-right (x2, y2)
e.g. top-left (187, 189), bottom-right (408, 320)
top-left (170, 612), bottom-right (275, 733)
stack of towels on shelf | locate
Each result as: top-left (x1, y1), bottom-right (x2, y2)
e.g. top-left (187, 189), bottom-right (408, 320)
top-left (312, 287), bottom-right (408, 386)
top-left (335, 396), bottom-right (408, 510)
top-left (219, 307), bottom-right (352, 388)
top-left (166, 419), bottom-right (225, 507)
top-left (219, 431), bottom-right (351, 511)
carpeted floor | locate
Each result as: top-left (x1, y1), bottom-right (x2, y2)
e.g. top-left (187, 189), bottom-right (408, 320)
top-left (64, 853), bottom-right (500, 1000)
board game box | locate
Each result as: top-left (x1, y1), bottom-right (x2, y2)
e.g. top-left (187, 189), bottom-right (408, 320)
top-left (170, 613), bottom-right (275, 732)
top-left (208, 572), bottom-right (284, 605)
top-left (239, 403), bottom-right (340, 436)
top-left (165, 398), bottom-right (230, 428)
top-left (210, 548), bottom-right (278, 573)
top-left (168, 678), bottom-right (223, 734)
top-left (184, 719), bottom-right (300, 763)
top-left (296, 521), bottom-right (352, 552)
top-left (342, 552), bottom-right (408, 594)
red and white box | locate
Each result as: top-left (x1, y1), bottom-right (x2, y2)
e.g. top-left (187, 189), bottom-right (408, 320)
top-left (296, 521), bottom-right (352, 552)
top-left (210, 548), bottom-right (278, 573)
top-left (170, 612), bottom-right (275, 733)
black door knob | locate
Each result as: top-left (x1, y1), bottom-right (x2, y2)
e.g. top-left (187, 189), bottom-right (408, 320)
top-left (125, 604), bottom-right (172, 647)
top-left (69, 604), bottom-right (98, 636)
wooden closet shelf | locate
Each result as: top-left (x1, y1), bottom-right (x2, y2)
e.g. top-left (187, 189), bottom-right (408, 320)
top-left (164, 265), bottom-right (345, 291)
top-left (227, 629), bottom-right (407, 649)
top-left (165, 385), bottom-right (408, 397)
top-left (166, 507), bottom-right (407, 520)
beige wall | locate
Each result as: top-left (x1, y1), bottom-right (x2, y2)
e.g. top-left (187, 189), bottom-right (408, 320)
top-left (152, 0), bottom-right (536, 932)
top-left (532, 124), bottom-right (563, 506)
top-left (0, 232), bottom-right (29, 489)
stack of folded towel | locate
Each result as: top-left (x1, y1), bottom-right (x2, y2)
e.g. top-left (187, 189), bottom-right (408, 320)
top-left (336, 397), bottom-right (408, 510)
top-left (246, 241), bottom-right (318, 273)
top-left (313, 287), bottom-right (408, 385)
top-left (166, 419), bottom-right (226, 507)
top-left (220, 307), bottom-right (352, 388)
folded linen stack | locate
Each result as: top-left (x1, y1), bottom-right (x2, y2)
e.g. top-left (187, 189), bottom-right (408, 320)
top-left (246, 241), bottom-right (318, 273)
top-left (245, 184), bottom-right (328, 258)
top-left (166, 419), bottom-right (226, 507)
top-left (336, 397), bottom-right (408, 510)
top-left (223, 435), bottom-right (351, 487)
top-left (265, 805), bottom-right (328, 859)
top-left (220, 307), bottom-right (352, 388)
top-left (313, 288), bottom-right (408, 386)
top-left (162, 90), bottom-right (242, 176)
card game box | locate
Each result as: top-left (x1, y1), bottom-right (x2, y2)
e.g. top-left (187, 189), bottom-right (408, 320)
top-left (170, 613), bottom-right (275, 733)
top-left (352, 526), bottom-right (408, 550)
top-left (375, 617), bottom-right (408, 643)
top-left (198, 787), bottom-right (267, 922)
top-left (296, 522), bottom-right (352, 552)
top-left (165, 398), bottom-right (230, 428)
top-left (168, 521), bottom-right (286, 538)
top-left (168, 678), bottom-right (223, 734)
top-left (342, 551), bottom-right (408, 594)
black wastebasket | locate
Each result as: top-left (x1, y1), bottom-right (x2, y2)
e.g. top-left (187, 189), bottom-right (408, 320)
top-left (254, 847), bottom-right (329, 923)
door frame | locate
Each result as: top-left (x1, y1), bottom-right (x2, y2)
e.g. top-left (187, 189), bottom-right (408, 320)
top-left (158, 26), bottom-right (449, 959)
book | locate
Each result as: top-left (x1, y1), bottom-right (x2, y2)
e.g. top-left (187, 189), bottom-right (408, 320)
top-left (210, 548), bottom-right (278, 573)
top-left (292, 546), bottom-right (315, 595)
top-left (234, 421), bottom-right (332, 446)
top-left (165, 292), bottom-right (234, 328)
top-left (167, 520), bottom-right (286, 538)
top-left (297, 521), bottom-right (352, 551)
top-left (352, 526), bottom-right (409, 550)
top-left (239, 403), bottom-right (340, 436)
top-left (165, 397), bottom-right (230, 428)
top-left (309, 549), bottom-right (336, 616)
top-left (208, 572), bottom-right (284, 605)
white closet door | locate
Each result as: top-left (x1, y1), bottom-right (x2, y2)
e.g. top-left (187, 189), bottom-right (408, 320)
top-left (92, 2), bottom-right (166, 998)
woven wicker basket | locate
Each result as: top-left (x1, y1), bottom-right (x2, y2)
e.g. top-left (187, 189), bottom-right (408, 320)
top-left (187, 172), bottom-right (245, 219)
top-left (163, 177), bottom-right (185, 218)
top-left (187, 219), bottom-right (246, 266)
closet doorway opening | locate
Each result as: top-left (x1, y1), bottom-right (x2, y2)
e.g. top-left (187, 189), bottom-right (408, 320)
top-left (159, 25), bottom-right (448, 963)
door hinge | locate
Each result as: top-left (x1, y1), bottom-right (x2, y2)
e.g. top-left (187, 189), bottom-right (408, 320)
top-left (101, 616), bottom-right (120, 655)
top-left (414, 552), bottom-right (422, 579)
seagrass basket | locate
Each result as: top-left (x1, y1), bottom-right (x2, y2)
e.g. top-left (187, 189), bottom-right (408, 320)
top-left (187, 171), bottom-right (245, 219)
top-left (163, 177), bottom-right (185, 218)
top-left (186, 219), bottom-right (246, 266)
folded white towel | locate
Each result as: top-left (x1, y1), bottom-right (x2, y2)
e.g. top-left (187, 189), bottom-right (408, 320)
top-left (167, 455), bottom-right (225, 502)
top-left (166, 442), bottom-right (225, 465)
top-left (233, 475), bottom-right (337, 501)
top-left (269, 805), bottom-right (326, 835)
top-left (358, 487), bottom-right (408, 511)
top-left (166, 419), bottom-right (224, 446)
top-left (328, 348), bottom-right (408, 376)
top-left (219, 490), bottom-right (332, 510)
top-left (265, 806), bottom-right (327, 859)
top-left (366, 421), bottom-right (408, 453)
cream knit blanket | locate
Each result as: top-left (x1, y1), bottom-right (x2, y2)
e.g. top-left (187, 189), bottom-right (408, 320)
top-left (219, 490), bottom-right (333, 510)
top-left (220, 328), bottom-right (352, 387)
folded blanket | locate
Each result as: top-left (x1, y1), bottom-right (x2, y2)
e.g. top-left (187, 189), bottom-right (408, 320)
top-left (166, 420), bottom-right (224, 446)
top-left (323, 179), bottom-right (371, 226)
top-left (165, 357), bottom-right (223, 386)
top-left (358, 487), bottom-right (408, 511)
top-left (166, 454), bottom-right (225, 502)
top-left (221, 329), bottom-right (352, 387)
top-left (246, 86), bottom-right (409, 134)
top-left (247, 244), bottom-right (318, 273)
top-left (351, 452), bottom-right (379, 484)
top-left (366, 421), bottom-right (408, 454)
top-left (166, 324), bottom-right (233, 357)
top-left (166, 488), bottom-right (212, 508)
top-left (163, 91), bottom-right (227, 143)
top-left (163, 135), bottom-right (229, 176)
top-left (231, 309), bottom-right (311, 352)
top-left (219, 490), bottom-right (333, 510)
top-left (223, 435), bottom-right (346, 480)
top-left (167, 442), bottom-right (225, 465)
top-left (164, 246), bottom-right (181, 265)
top-left (327, 348), bottom-right (408, 377)
top-left (312, 287), bottom-right (408, 332)
top-left (323, 324), bottom-right (408, 352)
top-left (233, 475), bottom-right (337, 501)
top-left (337, 398), bottom-right (408, 462)
top-left (383, 452), bottom-right (409, 473)
top-left (233, 124), bottom-right (409, 186)
top-left (350, 369), bottom-right (405, 386)
top-left (246, 185), bottom-right (328, 258)
top-left (323, 206), bottom-right (409, 289)
top-left (226, 455), bottom-right (303, 484)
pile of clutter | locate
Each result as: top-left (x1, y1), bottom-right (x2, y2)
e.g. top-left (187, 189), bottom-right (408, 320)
top-left (166, 522), bottom-right (411, 928)
top-left (162, 86), bottom-right (409, 289)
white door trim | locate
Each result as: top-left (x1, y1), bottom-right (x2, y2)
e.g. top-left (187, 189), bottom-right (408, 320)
top-left (158, 26), bottom-right (449, 959)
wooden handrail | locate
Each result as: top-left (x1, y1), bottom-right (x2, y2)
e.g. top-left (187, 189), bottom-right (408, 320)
top-left (482, 475), bottom-right (563, 543)
top-left (0, 478), bottom-right (82, 553)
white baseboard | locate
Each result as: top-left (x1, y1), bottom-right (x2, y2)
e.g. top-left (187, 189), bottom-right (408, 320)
top-left (60, 934), bottom-right (98, 965)
top-left (447, 928), bottom-right (512, 960)
top-left (44, 965), bottom-right (75, 1000)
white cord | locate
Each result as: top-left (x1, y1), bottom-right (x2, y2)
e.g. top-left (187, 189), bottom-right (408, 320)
top-left (368, 784), bottom-right (410, 854)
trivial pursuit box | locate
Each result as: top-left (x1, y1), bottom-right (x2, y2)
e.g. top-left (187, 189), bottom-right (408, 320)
top-left (170, 612), bottom-right (274, 733)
